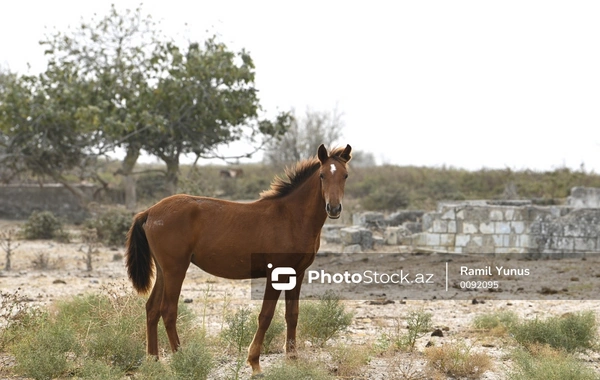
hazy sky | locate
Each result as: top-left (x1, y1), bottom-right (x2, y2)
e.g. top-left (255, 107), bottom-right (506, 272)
top-left (1, 1), bottom-right (599, 171)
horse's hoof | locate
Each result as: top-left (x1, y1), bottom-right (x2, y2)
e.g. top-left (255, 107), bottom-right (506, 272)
top-left (251, 373), bottom-right (265, 379)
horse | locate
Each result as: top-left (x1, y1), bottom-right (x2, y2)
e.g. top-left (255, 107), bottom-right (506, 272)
top-left (125, 144), bottom-right (352, 375)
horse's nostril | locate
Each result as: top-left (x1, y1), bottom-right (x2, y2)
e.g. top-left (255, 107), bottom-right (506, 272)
top-left (326, 203), bottom-right (331, 213)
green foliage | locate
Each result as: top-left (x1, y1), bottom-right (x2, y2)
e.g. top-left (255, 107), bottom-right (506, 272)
top-left (86, 208), bottom-right (133, 247)
top-left (170, 332), bottom-right (214, 380)
top-left (394, 309), bottom-right (433, 351)
top-left (329, 343), bottom-right (372, 378)
top-left (299, 292), bottom-right (354, 347)
top-left (23, 211), bottom-right (67, 241)
top-left (220, 306), bottom-right (255, 353)
top-left (510, 311), bottom-right (597, 353)
top-left (263, 360), bottom-right (332, 380)
top-left (11, 314), bottom-right (80, 380)
top-left (473, 310), bottom-right (520, 334)
top-left (425, 341), bottom-right (493, 379)
top-left (77, 359), bottom-right (125, 380)
top-left (508, 346), bottom-right (598, 380)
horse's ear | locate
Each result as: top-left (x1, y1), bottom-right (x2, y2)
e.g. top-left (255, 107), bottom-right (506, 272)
top-left (340, 144), bottom-right (352, 162)
top-left (317, 144), bottom-right (328, 163)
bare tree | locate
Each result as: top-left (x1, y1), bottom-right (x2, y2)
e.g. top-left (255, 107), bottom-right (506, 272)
top-left (0, 229), bottom-right (20, 271)
top-left (264, 107), bottom-right (344, 166)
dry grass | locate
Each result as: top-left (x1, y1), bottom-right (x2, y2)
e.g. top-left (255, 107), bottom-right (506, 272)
top-left (425, 341), bottom-right (493, 379)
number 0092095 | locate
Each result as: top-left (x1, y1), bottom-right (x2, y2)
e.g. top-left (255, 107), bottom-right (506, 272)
top-left (459, 281), bottom-right (499, 289)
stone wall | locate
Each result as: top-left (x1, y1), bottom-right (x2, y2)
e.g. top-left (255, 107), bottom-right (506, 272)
top-left (408, 196), bottom-right (600, 258)
top-left (0, 184), bottom-right (121, 222)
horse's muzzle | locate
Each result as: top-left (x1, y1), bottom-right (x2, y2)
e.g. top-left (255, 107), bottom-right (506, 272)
top-left (326, 203), bottom-right (342, 219)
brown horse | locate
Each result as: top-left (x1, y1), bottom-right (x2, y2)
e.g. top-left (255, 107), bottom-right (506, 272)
top-left (125, 144), bottom-right (352, 375)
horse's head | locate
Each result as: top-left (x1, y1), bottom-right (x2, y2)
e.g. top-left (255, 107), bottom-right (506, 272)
top-left (317, 144), bottom-right (352, 219)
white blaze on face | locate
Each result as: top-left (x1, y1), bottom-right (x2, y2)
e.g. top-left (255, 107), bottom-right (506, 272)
top-left (330, 163), bottom-right (336, 175)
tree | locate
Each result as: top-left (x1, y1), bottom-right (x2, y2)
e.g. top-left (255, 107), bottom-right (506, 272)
top-left (0, 64), bottom-right (102, 203)
top-left (264, 107), bottom-right (344, 166)
top-left (146, 39), bottom-right (291, 194)
top-left (40, 5), bottom-right (162, 209)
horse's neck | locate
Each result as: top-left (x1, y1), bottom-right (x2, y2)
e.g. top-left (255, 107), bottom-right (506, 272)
top-left (282, 174), bottom-right (327, 231)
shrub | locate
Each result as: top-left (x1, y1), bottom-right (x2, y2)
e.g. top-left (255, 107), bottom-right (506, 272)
top-left (425, 341), bottom-right (492, 379)
top-left (220, 306), bottom-right (255, 353)
top-left (263, 359), bottom-right (332, 380)
top-left (510, 311), bottom-right (597, 353)
top-left (11, 316), bottom-right (80, 380)
top-left (23, 211), bottom-right (67, 241)
top-left (329, 343), bottom-right (371, 378)
top-left (170, 332), bottom-right (214, 380)
top-left (380, 309), bottom-right (432, 352)
top-left (508, 345), bottom-right (598, 380)
top-left (299, 291), bottom-right (353, 347)
top-left (86, 208), bottom-right (132, 247)
top-left (473, 310), bottom-right (519, 336)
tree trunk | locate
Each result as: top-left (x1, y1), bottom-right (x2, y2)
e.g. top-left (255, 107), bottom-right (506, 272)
top-left (121, 145), bottom-right (140, 210)
top-left (164, 157), bottom-right (180, 196)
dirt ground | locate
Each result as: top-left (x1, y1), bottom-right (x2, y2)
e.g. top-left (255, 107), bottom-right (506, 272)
top-left (2, 219), bottom-right (600, 379)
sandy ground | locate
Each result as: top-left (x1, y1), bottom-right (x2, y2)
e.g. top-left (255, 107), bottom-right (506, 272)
top-left (1, 220), bottom-right (600, 379)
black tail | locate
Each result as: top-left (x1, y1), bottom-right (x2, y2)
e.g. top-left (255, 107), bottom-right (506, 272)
top-left (125, 211), bottom-right (154, 294)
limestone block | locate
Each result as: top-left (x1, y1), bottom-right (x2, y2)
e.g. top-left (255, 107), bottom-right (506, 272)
top-left (574, 238), bottom-right (596, 252)
top-left (422, 212), bottom-right (440, 232)
top-left (447, 221), bottom-right (457, 233)
top-left (495, 222), bottom-right (511, 234)
top-left (490, 209), bottom-right (504, 221)
top-left (441, 208), bottom-right (456, 220)
top-left (463, 223), bottom-right (478, 234)
top-left (340, 227), bottom-right (362, 245)
top-left (479, 222), bottom-right (494, 234)
top-left (343, 244), bottom-right (362, 254)
top-left (511, 221), bottom-right (526, 234)
top-left (352, 211), bottom-right (385, 227)
top-left (321, 225), bottom-right (344, 243)
top-left (404, 222), bottom-right (423, 234)
top-left (384, 226), bottom-right (410, 245)
top-left (440, 234), bottom-right (455, 247)
top-left (455, 234), bottom-right (470, 247)
top-left (432, 220), bottom-right (448, 233)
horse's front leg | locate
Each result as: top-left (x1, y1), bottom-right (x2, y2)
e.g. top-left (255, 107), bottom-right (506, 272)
top-left (247, 284), bottom-right (281, 376)
top-left (284, 271), bottom-right (304, 357)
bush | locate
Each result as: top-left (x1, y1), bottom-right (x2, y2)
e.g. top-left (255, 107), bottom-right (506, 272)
top-left (510, 311), bottom-right (597, 353)
top-left (23, 211), bottom-right (67, 241)
top-left (377, 309), bottom-right (433, 352)
top-left (220, 306), bottom-right (255, 353)
top-left (86, 208), bottom-right (132, 247)
top-left (299, 291), bottom-right (353, 347)
top-left (11, 315), bottom-right (80, 380)
top-left (170, 332), bottom-right (214, 380)
top-left (508, 345), bottom-right (598, 380)
top-left (425, 341), bottom-right (493, 379)
top-left (263, 360), bottom-right (332, 380)
top-left (473, 310), bottom-right (519, 336)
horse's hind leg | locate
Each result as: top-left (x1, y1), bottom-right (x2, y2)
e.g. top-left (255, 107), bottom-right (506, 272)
top-left (160, 265), bottom-right (189, 352)
top-left (146, 265), bottom-right (164, 357)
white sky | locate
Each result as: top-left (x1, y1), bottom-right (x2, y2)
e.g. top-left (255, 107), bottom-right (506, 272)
top-left (1, 1), bottom-right (599, 171)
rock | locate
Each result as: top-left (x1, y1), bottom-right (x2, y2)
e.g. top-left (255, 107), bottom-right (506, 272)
top-left (386, 211), bottom-right (425, 226)
top-left (352, 211), bottom-right (385, 227)
top-left (52, 279), bottom-right (66, 285)
top-left (342, 244), bottom-right (362, 254)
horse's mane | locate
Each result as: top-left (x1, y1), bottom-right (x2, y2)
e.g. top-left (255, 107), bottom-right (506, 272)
top-left (260, 147), bottom-right (350, 200)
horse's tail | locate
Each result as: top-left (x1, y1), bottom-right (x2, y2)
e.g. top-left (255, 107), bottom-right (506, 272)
top-left (126, 211), bottom-right (154, 295)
